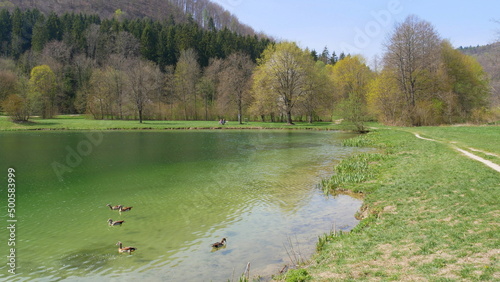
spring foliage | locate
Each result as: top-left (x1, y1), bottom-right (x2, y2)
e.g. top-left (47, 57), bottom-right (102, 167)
top-left (372, 15), bottom-right (491, 125)
top-left (0, 9), bottom-right (493, 125)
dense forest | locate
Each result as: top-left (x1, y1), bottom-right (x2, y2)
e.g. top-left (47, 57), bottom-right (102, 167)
top-left (0, 7), bottom-right (273, 121)
top-left (0, 0), bottom-right (260, 36)
top-left (0, 3), bottom-right (495, 127)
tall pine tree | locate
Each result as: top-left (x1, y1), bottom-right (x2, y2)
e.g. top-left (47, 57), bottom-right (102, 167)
top-left (0, 9), bottom-right (11, 56)
top-left (46, 12), bottom-right (62, 41)
top-left (31, 14), bottom-right (48, 52)
top-left (140, 22), bottom-right (158, 62)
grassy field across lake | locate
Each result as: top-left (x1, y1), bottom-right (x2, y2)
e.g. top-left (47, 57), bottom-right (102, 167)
top-left (0, 115), bottom-right (341, 131)
top-left (299, 126), bottom-right (500, 281)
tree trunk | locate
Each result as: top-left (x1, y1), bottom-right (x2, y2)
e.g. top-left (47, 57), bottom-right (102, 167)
top-left (100, 100), bottom-right (104, 120)
top-left (193, 94), bottom-right (198, 120)
top-left (286, 110), bottom-right (294, 125)
top-left (205, 97), bottom-right (208, 121)
top-left (238, 100), bottom-right (243, 124)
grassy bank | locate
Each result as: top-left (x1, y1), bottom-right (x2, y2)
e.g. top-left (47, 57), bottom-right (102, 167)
top-left (285, 126), bottom-right (499, 281)
top-left (0, 115), bottom-right (341, 131)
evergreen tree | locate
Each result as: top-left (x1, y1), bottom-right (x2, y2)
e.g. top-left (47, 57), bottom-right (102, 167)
top-left (59, 13), bottom-right (73, 37)
top-left (208, 17), bottom-right (216, 32)
top-left (178, 18), bottom-right (200, 53)
top-left (10, 7), bottom-right (24, 58)
top-left (46, 12), bottom-right (62, 41)
top-left (330, 51), bottom-right (338, 65)
top-left (0, 9), bottom-right (11, 56)
top-left (141, 22), bottom-right (158, 62)
top-left (111, 18), bottom-right (122, 33)
top-left (31, 14), bottom-right (48, 52)
top-left (198, 30), bottom-right (215, 67)
top-left (319, 46), bottom-right (330, 64)
top-left (157, 26), bottom-right (169, 70)
top-left (310, 49), bottom-right (318, 61)
top-left (71, 14), bottom-right (86, 52)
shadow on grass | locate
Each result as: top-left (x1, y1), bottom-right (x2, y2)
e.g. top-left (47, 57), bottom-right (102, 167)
top-left (14, 120), bottom-right (59, 127)
top-left (20, 121), bottom-right (59, 127)
top-left (139, 122), bottom-right (184, 126)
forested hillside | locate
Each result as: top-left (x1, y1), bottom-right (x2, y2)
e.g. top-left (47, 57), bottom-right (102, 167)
top-left (459, 43), bottom-right (500, 106)
top-left (0, 0), bottom-right (258, 36)
top-left (0, 6), bottom-right (494, 127)
top-left (0, 6), bottom-right (271, 120)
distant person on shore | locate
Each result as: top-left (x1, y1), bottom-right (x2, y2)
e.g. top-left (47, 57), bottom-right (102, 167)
top-left (219, 119), bottom-right (226, 125)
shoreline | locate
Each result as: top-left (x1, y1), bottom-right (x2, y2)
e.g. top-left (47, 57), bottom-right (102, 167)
top-left (0, 116), bottom-right (349, 132)
top-left (0, 126), bottom-right (343, 131)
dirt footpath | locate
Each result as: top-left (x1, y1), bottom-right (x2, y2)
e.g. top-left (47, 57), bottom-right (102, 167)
top-left (414, 133), bottom-right (500, 173)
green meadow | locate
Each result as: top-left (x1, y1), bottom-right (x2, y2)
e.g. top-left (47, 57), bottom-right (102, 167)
top-left (301, 126), bottom-right (500, 281)
top-left (0, 115), bottom-right (340, 131)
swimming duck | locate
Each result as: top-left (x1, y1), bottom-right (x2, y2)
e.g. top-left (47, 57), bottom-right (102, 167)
top-left (106, 204), bottom-right (122, 210)
top-left (118, 206), bottom-right (132, 214)
top-left (116, 241), bottom-right (136, 254)
top-left (108, 219), bottom-right (125, 226)
top-left (211, 238), bottom-right (227, 248)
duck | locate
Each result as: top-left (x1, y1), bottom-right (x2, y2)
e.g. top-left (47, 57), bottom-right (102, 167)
top-left (108, 218), bottom-right (125, 226)
top-left (106, 204), bottom-right (122, 210)
top-left (116, 241), bottom-right (136, 254)
top-left (118, 206), bottom-right (133, 214)
top-left (211, 238), bottom-right (227, 248)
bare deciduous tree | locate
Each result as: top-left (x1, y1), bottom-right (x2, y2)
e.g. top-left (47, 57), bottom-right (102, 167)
top-left (200, 58), bottom-right (223, 120)
top-left (113, 31), bottom-right (140, 59)
top-left (383, 15), bottom-right (442, 125)
top-left (174, 48), bottom-right (200, 120)
top-left (218, 52), bottom-right (254, 124)
top-left (126, 58), bottom-right (163, 123)
top-left (85, 24), bottom-right (101, 60)
top-left (88, 67), bottom-right (112, 119)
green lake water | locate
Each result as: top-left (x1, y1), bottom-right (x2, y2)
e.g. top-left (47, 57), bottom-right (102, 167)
top-left (0, 130), bottom-right (364, 281)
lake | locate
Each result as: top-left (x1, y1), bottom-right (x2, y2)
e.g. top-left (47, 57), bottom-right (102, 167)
top-left (0, 130), bottom-right (364, 281)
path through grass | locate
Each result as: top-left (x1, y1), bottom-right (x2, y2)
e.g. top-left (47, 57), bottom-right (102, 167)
top-left (308, 127), bottom-right (499, 280)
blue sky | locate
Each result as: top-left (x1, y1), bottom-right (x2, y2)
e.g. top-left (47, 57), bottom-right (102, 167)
top-left (213, 0), bottom-right (500, 63)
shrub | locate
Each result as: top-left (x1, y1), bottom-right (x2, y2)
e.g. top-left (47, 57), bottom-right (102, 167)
top-left (285, 269), bottom-right (311, 282)
top-left (2, 94), bottom-right (30, 121)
